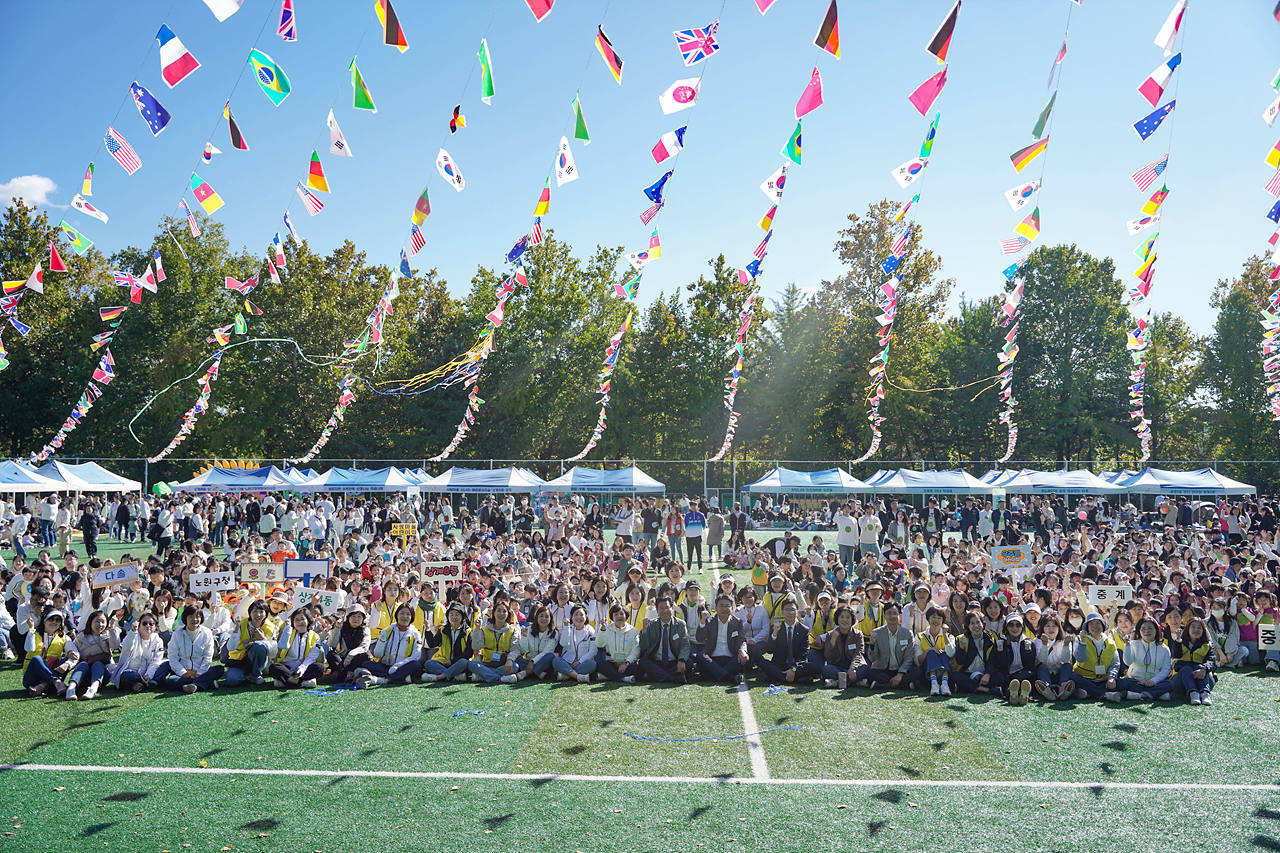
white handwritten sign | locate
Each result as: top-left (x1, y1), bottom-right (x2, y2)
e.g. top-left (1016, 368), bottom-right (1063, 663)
top-left (1087, 585), bottom-right (1133, 606)
top-left (1260, 623), bottom-right (1280, 651)
top-left (419, 561), bottom-right (463, 598)
top-left (92, 564), bottom-right (140, 589)
top-left (189, 571), bottom-right (235, 592)
top-left (293, 586), bottom-right (342, 614)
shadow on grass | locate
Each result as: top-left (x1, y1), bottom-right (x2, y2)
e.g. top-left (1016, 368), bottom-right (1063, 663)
top-left (101, 792), bottom-right (148, 802)
top-left (484, 814), bottom-right (514, 829)
top-left (81, 822), bottom-right (118, 836)
top-left (239, 819), bottom-right (279, 832)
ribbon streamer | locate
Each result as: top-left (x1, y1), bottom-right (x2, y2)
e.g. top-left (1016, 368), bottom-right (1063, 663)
top-left (565, 313), bottom-right (633, 462)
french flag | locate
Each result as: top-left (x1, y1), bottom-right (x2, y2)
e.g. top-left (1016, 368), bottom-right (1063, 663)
top-left (1137, 53), bottom-right (1180, 108)
top-left (650, 125), bottom-right (687, 165)
top-left (156, 24), bottom-right (200, 88)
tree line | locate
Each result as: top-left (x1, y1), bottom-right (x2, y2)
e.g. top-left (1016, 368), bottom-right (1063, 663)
top-left (0, 198), bottom-right (1273, 486)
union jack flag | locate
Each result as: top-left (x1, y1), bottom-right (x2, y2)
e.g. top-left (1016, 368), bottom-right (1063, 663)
top-left (674, 20), bottom-right (719, 66)
top-left (112, 271), bottom-right (138, 289)
top-left (529, 216), bottom-right (544, 245)
top-left (409, 224), bottom-right (426, 255)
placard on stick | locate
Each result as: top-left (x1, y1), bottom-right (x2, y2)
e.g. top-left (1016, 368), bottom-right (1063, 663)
top-left (390, 522), bottom-right (418, 538)
top-left (92, 564), bottom-right (140, 589)
top-left (239, 563), bottom-right (284, 584)
top-left (189, 571), bottom-right (235, 592)
top-left (419, 561), bottom-right (463, 597)
top-left (1260, 623), bottom-right (1280, 651)
top-left (1087, 585), bottom-right (1133, 606)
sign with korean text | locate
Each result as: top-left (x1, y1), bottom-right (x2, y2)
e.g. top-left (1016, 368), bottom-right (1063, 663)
top-left (419, 561), bottom-right (463, 597)
top-left (1087, 585), bottom-right (1133, 606)
top-left (189, 571), bottom-right (235, 592)
top-left (293, 586), bottom-right (342, 614)
top-left (92, 564), bottom-right (140, 589)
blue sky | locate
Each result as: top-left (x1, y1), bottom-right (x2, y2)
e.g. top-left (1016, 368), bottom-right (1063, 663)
top-left (3, 0), bottom-right (1278, 336)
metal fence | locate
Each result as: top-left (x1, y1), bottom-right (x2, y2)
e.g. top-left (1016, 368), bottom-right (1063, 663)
top-left (33, 456), bottom-right (1280, 497)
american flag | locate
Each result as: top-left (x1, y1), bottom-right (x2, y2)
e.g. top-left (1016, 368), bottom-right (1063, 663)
top-left (754, 230), bottom-right (772, 260)
top-left (104, 126), bottom-right (142, 174)
top-left (409, 224), bottom-right (426, 255)
top-left (891, 232), bottom-right (908, 256)
top-left (179, 199), bottom-right (201, 236)
top-left (529, 217), bottom-right (544, 245)
top-left (674, 20), bottom-right (719, 66)
top-left (1130, 153), bottom-right (1168, 192)
top-left (639, 202), bottom-right (662, 225)
top-left (296, 182), bottom-right (325, 215)
top-left (999, 237), bottom-right (1030, 255)
top-left (1267, 170), bottom-right (1280, 200)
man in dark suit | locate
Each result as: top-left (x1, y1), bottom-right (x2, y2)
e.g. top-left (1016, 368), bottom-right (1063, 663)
top-left (637, 596), bottom-right (690, 683)
top-left (760, 599), bottom-right (818, 684)
top-left (695, 594), bottom-right (750, 684)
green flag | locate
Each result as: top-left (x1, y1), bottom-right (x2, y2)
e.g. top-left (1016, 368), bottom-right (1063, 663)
top-left (1134, 233), bottom-right (1158, 260)
top-left (1032, 90), bottom-right (1056, 140)
top-left (234, 312), bottom-right (247, 335)
top-left (247, 49), bottom-right (291, 106)
top-left (919, 112), bottom-right (939, 158)
top-left (572, 91), bottom-right (590, 145)
top-left (350, 58), bottom-right (377, 113)
top-left (58, 221), bottom-right (94, 255)
top-left (781, 120), bottom-right (802, 166)
top-left (478, 38), bottom-right (495, 105)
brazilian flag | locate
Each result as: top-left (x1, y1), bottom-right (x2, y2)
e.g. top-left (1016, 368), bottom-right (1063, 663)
top-left (247, 49), bottom-right (291, 106)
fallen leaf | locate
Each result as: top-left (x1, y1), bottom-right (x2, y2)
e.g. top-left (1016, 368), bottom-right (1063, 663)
top-left (199, 761), bottom-right (208, 768)
top-left (908, 802), bottom-right (919, 808)
top-left (476, 748), bottom-right (484, 753)
top-left (612, 809), bottom-right (622, 814)
top-left (484, 830), bottom-right (493, 835)
top-left (53, 787), bottom-right (65, 792)
top-left (134, 812), bottom-right (143, 816)
top-left (255, 833), bottom-right (270, 839)
top-left (118, 753), bottom-right (124, 757)
top-left (426, 737), bottom-right (435, 741)
top-left (450, 786), bottom-right (461, 792)
top-left (604, 754), bottom-right (612, 758)
top-left (739, 816), bottom-right (747, 821)
top-left (727, 838), bottom-right (736, 843)
top-left (11, 823), bottom-right (21, 829)
top-left (835, 804), bottom-right (848, 810)
top-left (222, 847), bottom-right (233, 851)
top-left (666, 818), bottom-right (674, 823)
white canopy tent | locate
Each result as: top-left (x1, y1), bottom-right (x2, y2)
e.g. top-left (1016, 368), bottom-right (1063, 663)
top-left (1119, 467), bottom-right (1255, 496)
top-left (0, 461), bottom-right (63, 493)
top-left (866, 468), bottom-right (995, 495)
top-left (41, 461), bottom-right (142, 492)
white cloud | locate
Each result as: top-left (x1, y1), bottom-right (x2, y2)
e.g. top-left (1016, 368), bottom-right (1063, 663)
top-left (0, 175), bottom-right (61, 208)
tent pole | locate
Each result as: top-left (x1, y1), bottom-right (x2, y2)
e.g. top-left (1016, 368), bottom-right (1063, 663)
top-left (144, 460), bottom-right (149, 496)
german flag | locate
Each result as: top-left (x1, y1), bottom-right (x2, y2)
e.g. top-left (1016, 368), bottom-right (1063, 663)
top-left (224, 101), bottom-right (248, 150)
top-left (814, 0), bottom-right (839, 59)
top-left (595, 26), bottom-right (623, 84)
top-left (99, 306), bottom-right (128, 322)
top-left (376, 0), bottom-right (409, 53)
top-left (927, 1), bottom-right (961, 64)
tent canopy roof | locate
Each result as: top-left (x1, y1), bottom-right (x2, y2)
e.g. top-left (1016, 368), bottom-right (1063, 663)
top-left (539, 466), bottom-right (666, 494)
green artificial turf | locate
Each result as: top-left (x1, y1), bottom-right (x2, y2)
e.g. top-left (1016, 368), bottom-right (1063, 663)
top-left (2, 770), bottom-right (1279, 853)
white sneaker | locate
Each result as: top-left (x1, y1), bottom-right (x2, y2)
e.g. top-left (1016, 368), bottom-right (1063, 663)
top-left (1, 649), bottom-right (15, 661)
top-left (825, 679), bottom-right (839, 689)
top-left (1104, 691), bottom-right (1121, 703)
top-left (84, 683), bottom-right (98, 699)
top-left (1188, 691), bottom-right (1201, 705)
top-left (66, 687), bottom-right (78, 701)
top-left (1200, 692), bottom-right (1213, 706)
top-left (1125, 691), bottom-right (1143, 701)
top-left (940, 680), bottom-right (951, 697)
top-left (929, 681), bottom-right (940, 696)
top-left (273, 678), bottom-right (286, 689)
top-left (516, 671), bottom-right (528, 681)
top-left (182, 683), bottom-right (198, 694)
top-left (300, 679), bottom-right (317, 689)
top-left (622, 675), bottom-right (636, 684)
top-left (557, 672), bottom-right (569, 682)
top-left (838, 672), bottom-right (848, 690)
top-left (577, 673), bottom-right (590, 684)
top-left (500, 674), bottom-right (517, 684)
top-left (251, 675), bottom-right (266, 685)
top-left (452, 673), bottom-right (468, 682)
top-left (374, 676), bottom-right (389, 686)
top-left (1268, 660), bottom-right (1279, 672)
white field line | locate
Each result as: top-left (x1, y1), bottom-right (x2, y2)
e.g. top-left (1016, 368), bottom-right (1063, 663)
top-left (4, 763), bottom-right (1280, 792)
top-left (737, 684), bottom-right (770, 781)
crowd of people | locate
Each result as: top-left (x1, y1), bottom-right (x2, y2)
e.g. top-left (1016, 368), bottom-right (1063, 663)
top-left (0, 487), bottom-right (1270, 708)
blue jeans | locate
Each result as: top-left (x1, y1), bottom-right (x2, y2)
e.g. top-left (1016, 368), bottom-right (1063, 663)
top-left (953, 670), bottom-right (1004, 693)
top-left (224, 642), bottom-right (270, 686)
top-left (838, 544), bottom-right (856, 570)
top-left (68, 660), bottom-right (107, 690)
top-left (516, 654), bottom-right (554, 677)
top-left (423, 658), bottom-right (470, 679)
top-left (1115, 676), bottom-right (1175, 698)
top-left (23, 656), bottom-right (61, 689)
top-left (1177, 666), bottom-right (1214, 694)
top-left (116, 669), bottom-right (152, 690)
top-left (469, 659), bottom-right (512, 683)
top-left (1036, 665), bottom-right (1070, 687)
top-left (595, 651), bottom-right (636, 681)
top-left (163, 665), bottom-right (224, 690)
top-left (923, 650), bottom-right (949, 676)
top-left (670, 537), bottom-right (684, 563)
top-left (39, 518), bottom-right (54, 547)
top-left (551, 657), bottom-right (596, 676)
top-left (366, 658), bottom-right (421, 683)
top-left (1068, 672), bottom-right (1111, 699)
top-left (807, 649), bottom-right (827, 669)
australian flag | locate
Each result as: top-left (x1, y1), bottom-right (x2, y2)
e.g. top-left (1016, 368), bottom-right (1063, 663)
top-left (644, 170), bottom-right (673, 204)
top-left (507, 236), bottom-right (529, 264)
top-left (130, 82), bottom-right (172, 136)
top-left (1132, 100), bottom-right (1175, 142)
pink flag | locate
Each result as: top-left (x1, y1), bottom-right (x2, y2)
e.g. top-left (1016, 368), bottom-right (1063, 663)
top-left (795, 67), bottom-right (824, 119)
top-left (908, 65), bottom-right (948, 116)
top-left (754, 0), bottom-right (777, 12)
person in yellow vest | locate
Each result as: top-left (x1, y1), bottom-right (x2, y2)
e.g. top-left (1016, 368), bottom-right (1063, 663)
top-left (623, 583), bottom-right (649, 632)
top-left (468, 599), bottom-right (521, 683)
top-left (268, 609), bottom-right (323, 689)
top-left (22, 608), bottom-right (76, 697)
top-left (421, 603), bottom-right (472, 682)
top-left (807, 590), bottom-right (838, 668)
top-left (368, 580), bottom-right (405, 641)
top-left (1069, 612), bottom-right (1122, 701)
top-left (415, 583), bottom-right (447, 635)
top-left (358, 603), bottom-right (423, 687)
top-left (1171, 616), bottom-right (1218, 706)
top-left (762, 572), bottom-right (797, 627)
top-left (856, 582), bottom-right (887, 640)
top-left (915, 606), bottom-right (955, 696)
top-left (223, 599), bottom-right (281, 687)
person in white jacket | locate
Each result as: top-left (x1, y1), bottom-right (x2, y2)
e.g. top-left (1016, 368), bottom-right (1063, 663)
top-left (163, 607), bottom-right (224, 693)
top-left (514, 605), bottom-right (557, 681)
top-left (552, 605), bottom-right (597, 683)
top-left (357, 604), bottom-right (423, 687)
top-left (269, 609), bottom-right (324, 689)
top-left (112, 613), bottom-right (166, 691)
top-left (1116, 618), bottom-right (1175, 701)
top-left (595, 604), bottom-right (640, 683)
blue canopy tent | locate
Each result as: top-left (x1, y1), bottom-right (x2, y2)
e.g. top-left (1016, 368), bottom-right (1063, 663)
top-left (418, 466), bottom-right (547, 494)
top-left (742, 466), bottom-right (869, 494)
top-left (866, 468), bottom-right (994, 495)
top-left (21, 460), bottom-right (99, 491)
top-left (0, 460), bottom-right (62, 493)
top-left (170, 465), bottom-right (299, 493)
top-left (1118, 467), bottom-right (1255, 496)
top-left (49, 461), bottom-right (143, 492)
top-left (539, 465), bottom-right (666, 494)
